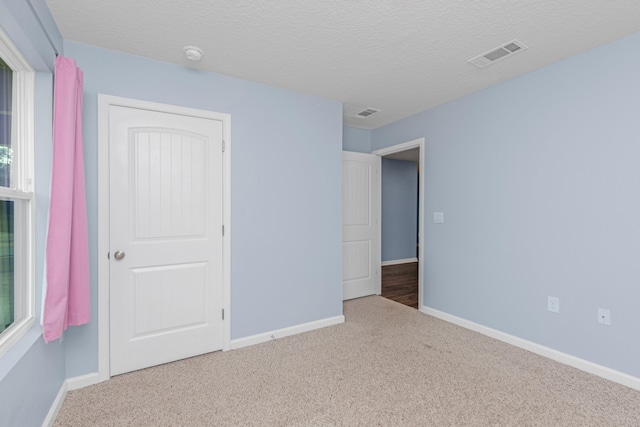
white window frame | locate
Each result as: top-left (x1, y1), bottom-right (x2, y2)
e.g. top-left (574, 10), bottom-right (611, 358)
top-left (0, 26), bottom-right (36, 355)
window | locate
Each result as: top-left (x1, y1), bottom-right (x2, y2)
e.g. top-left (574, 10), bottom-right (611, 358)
top-left (0, 27), bottom-right (35, 354)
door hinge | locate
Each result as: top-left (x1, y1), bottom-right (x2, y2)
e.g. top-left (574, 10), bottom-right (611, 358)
top-left (222, 225), bottom-right (225, 236)
top-left (222, 140), bottom-right (225, 152)
top-left (222, 309), bottom-right (225, 320)
top-left (107, 252), bottom-right (110, 259)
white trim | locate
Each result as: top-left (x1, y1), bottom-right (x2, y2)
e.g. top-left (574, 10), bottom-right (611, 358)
top-left (42, 381), bottom-right (67, 427)
top-left (375, 156), bottom-right (381, 295)
top-left (381, 258), bottom-right (418, 266)
top-left (97, 95), bottom-right (110, 383)
top-left (421, 306), bottom-right (640, 391)
top-left (0, 26), bottom-right (35, 71)
top-left (14, 63), bottom-right (35, 194)
top-left (66, 372), bottom-right (102, 391)
top-left (66, 314), bottom-right (344, 388)
top-left (0, 25), bottom-right (36, 356)
top-left (0, 188), bottom-right (33, 199)
top-left (43, 373), bottom-right (103, 426)
top-left (222, 115), bottom-right (231, 351)
top-left (97, 94), bottom-right (231, 381)
top-left (230, 315), bottom-right (345, 350)
top-left (373, 138), bottom-right (424, 157)
top-left (373, 138), bottom-right (425, 310)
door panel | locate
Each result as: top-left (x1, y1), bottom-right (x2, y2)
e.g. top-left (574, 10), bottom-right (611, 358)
top-left (131, 263), bottom-right (207, 337)
top-left (342, 241), bottom-right (371, 281)
top-left (343, 160), bottom-right (371, 226)
top-left (342, 152), bottom-right (380, 300)
top-left (132, 131), bottom-right (206, 238)
top-left (109, 105), bottom-right (224, 376)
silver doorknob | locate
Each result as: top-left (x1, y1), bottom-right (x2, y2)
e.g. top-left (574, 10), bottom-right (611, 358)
top-left (113, 250), bottom-right (125, 260)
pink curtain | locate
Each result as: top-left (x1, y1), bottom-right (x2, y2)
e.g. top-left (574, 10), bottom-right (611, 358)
top-left (42, 56), bottom-right (90, 342)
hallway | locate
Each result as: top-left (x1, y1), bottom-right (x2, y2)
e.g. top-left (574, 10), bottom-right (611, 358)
top-left (381, 262), bottom-right (418, 309)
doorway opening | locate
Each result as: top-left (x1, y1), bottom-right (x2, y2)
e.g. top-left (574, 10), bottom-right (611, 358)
top-left (373, 139), bottom-right (424, 310)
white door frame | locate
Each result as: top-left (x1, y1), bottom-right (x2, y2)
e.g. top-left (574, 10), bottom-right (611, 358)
top-left (96, 95), bottom-right (231, 382)
top-left (372, 138), bottom-right (425, 310)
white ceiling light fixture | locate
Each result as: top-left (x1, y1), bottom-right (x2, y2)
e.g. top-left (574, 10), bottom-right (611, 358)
top-left (184, 45), bottom-right (203, 61)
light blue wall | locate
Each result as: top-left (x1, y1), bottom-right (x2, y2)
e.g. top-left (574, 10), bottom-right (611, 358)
top-left (62, 41), bottom-right (344, 378)
top-left (381, 158), bottom-right (418, 262)
top-left (372, 31), bottom-right (640, 378)
top-left (0, 331), bottom-right (64, 426)
top-left (343, 126), bottom-right (371, 153)
top-left (0, 1), bottom-right (65, 426)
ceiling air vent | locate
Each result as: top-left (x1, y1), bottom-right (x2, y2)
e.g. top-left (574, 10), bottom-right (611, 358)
top-left (468, 39), bottom-right (528, 68)
top-left (354, 108), bottom-right (380, 119)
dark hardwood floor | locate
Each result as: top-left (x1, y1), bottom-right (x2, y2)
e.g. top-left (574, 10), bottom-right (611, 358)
top-left (381, 261), bottom-right (418, 309)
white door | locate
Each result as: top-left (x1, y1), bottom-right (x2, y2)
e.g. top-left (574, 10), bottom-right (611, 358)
top-left (109, 105), bottom-right (224, 375)
top-left (342, 151), bottom-right (380, 300)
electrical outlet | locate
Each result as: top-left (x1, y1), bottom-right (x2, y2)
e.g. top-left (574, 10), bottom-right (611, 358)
top-left (547, 296), bottom-right (560, 313)
top-left (598, 308), bottom-right (611, 325)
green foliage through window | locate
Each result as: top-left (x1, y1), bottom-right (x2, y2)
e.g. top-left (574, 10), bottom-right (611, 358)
top-left (0, 56), bottom-right (13, 332)
top-left (0, 200), bottom-right (14, 333)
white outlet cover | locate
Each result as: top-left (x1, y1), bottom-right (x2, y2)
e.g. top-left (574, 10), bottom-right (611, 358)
top-left (433, 212), bottom-right (444, 223)
top-left (547, 296), bottom-right (560, 313)
top-left (598, 308), bottom-right (611, 325)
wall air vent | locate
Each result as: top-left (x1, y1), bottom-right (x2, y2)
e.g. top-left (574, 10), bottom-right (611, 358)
top-left (354, 108), bottom-right (380, 119)
top-left (468, 39), bottom-right (528, 68)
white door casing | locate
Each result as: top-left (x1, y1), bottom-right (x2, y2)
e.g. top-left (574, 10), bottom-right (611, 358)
top-left (97, 96), bottom-right (231, 380)
top-left (373, 138), bottom-right (425, 310)
top-left (342, 151), bottom-right (381, 300)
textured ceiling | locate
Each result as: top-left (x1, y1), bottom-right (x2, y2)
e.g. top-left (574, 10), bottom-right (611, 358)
top-left (45, 0), bottom-right (640, 129)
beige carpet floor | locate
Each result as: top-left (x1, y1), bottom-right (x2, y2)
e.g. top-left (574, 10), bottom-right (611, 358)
top-left (55, 296), bottom-right (640, 426)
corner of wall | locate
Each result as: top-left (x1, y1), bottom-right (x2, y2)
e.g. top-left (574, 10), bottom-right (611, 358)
top-left (342, 125), bottom-right (372, 153)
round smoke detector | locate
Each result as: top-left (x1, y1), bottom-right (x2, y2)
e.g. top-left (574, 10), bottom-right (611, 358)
top-left (184, 46), bottom-right (203, 61)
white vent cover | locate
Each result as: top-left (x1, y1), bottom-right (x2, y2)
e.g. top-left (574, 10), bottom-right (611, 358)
top-left (468, 40), bottom-right (528, 68)
top-left (353, 108), bottom-right (380, 119)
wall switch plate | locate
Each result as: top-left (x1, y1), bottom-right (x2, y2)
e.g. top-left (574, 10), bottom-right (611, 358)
top-left (547, 296), bottom-right (560, 313)
top-left (433, 212), bottom-right (444, 223)
top-left (598, 308), bottom-right (611, 325)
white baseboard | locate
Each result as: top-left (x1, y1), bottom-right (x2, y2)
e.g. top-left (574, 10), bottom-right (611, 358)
top-left (66, 372), bottom-right (102, 391)
top-left (62, 315), bottom-right (346, 392)
top-left (42, 381), bottom-right (67, 427)
top-left (230, 315), bottom-right (345, 350)
top-left (420, 306), bottom-right (640, 391)
top-left (381, 258), bottom-right (418, 266)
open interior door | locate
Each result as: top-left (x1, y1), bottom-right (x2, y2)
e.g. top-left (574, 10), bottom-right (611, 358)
top-left (342, 151), bottom-right (380, 300)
